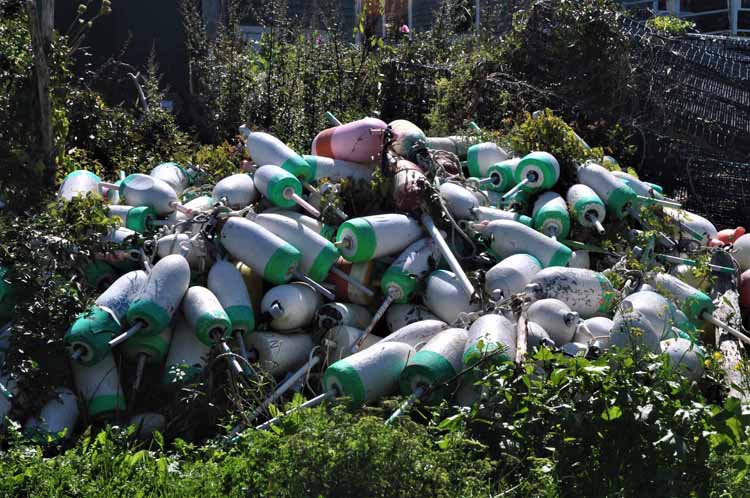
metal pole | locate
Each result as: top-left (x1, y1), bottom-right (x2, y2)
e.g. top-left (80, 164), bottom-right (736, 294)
top-left (475, 0), bottom-right (480, 32)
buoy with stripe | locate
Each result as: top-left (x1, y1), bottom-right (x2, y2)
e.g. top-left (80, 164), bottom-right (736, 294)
top-left (212, 174), bottom-right (257, 209)
top-left (261, 282), bottom-right (323, 332)
top-left (325, 258), bottom-right (376, 305)
top-left (501, 151), bottom-right (560, 200)
top-left (266, 208), bottom-right (337, 240)
top-left (67, 270), bottom-right (148, 365)
top-left (470, 206), bottom-right (532, 227)
top-left (380, 319), bottom-right (448, 348)
top-left (526, 299), bottom-right (579, 345)
top-left (566, 184), bottom-right (606, 234)
top-left (108, 205), bottom-right (157, 234)
top-left (526, 267), bottom-right (615, 318)
top-left (662, 207), bottom-right (717, 245)
top-left (576, 162), bottom-right (636, 220)
top-left (58, 170), bottom-right (101, 201)
top-left (485, 254), bottom-right (542, 300)
top-left (466, 142), bottom-right (510, 179)
top-left (336, 214), bottom-right (423, 263)
top-left (311, 117), bottom-right (387, 163)
top-left (253, 165), bottom-right (320, 217)
top-left (150, 162), bottom-right (191, 195)
top-left (107, 174), bottom-right (183, 216)
top-left (220, 216), bottom-right (301, 285)
top-left (323, 341), bottom-right (415, 407)
top-left (400, 327), bottom-right (468, 402)
top-left (72, 352), bottom-right (126, 417)
top-left (303, 155), bottom-right (374, 182)
top-left (439, 182), bottom-right (482, 220)
top-left (123, 326), bottom-right (173, 394)
top-left (208, 260), bottom-right (255, 360)
top-left (386, 304), bottom-right (439, 333)
top-left (316, 303), bottom-right (372, 331)
top-left (244, 131), bottom-right (314, 183)
top-left (389, 119), bottom-right (426, 159)
top-left (479, 158), bottom-right (520, 193)
top-left (247, 332), bottom-right (314, 377)
top-left (23, 387), bottom-right (78, 441)
top-left (162, 318), bottom-right (212, 384)
top-left (112, 255), bottom-right (190, 346)
top-left (424, 270), bottom-right (480, 324)
top-left (532, 192), bottom-right (570, 240)
top-left (475, 219), bottom-right (572, 268)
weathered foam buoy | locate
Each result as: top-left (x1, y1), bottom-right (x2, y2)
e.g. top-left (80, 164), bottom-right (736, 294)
top-left (261, 282), bottom-right (323, 331)
top-left (466, 142), bottom-right (509, 179)
top-left (58, 170), bottom-right (101, 201)
top-left (303, 155), bottom-right (374, 182)
top-left (568, 251), bottom-right (591, 269)
top-left (386, 304), bottom-right (439, 333)
top-left (480, 158), bottom-right (520, 193)
top-left (72, 352), bottom-right (126, 417)
top-left (150, 162), bottom-right (191, 195)
top-left (662, 207), bottom-right (717, 245)
top-left (440, 182), bottom-right (481, 220)
top-left (166, 195), bottom-right (214, 234)
top-left (576, 163), bottom-right (636, 220)
top-left (253, 165), bottom-right (319, 217)
top-left (247, 332), bottom-right (314, 377)
top-left (212, 174), bottom-right (257, 209)
top-left (621, 291), bottom-right (678, 340)
top-left (484, 254), bottom-right (542, 300)
top-left (123, 326), bottom-right (173, 393)
top-left (380, 319), bottom-right (448, 348)
top-left (502, 151), bottom-right (559, 200)
top-left (475, 219), bottom-right (572, 268)
top-left (108, 205), bottom-right (157, 234)
top-left (610, 307), bottom-right (662, 352)
top-left (114, 174), bottom-right (181, 216)
top-left (423, 270), bottom-right (480, 324)
top-left (464, 314), bottom-right (516, 364)
top-left (392, 161), bottom-right (426, 212)
top-left (471, 206), bottom-right (532, 227)
top-left (322, 342), bottom-right (415, 407)
top-left (323, 326), bottom-right (379, 362)
top-left (400, 327), bottom-right (468, 402)
top-left (67, 270), bottom-right (148, 365)
top-left (311, 117), bottom-right (387, 163)
top-left (532, 191), bottom-right (570, 240)
top-left (208, 260), bottom-right (255, 359)
top-left (526, 299), bottom-right (579, 345)
top-left (611, 170), bottom-right (663, 199)
top-left (252, 213), bottom-right (339, 282)
top-left (526, 267), bottom-right (615, 318)
top-left (710, 226), bottom-right (745, 247)
top-left (566, 184), bottom-right (606, 234)
top-left (220, 217), bottom-right (301, 285)
top-left (162, 318), bottom-right (211, 384)
top-left (129, 412), bottom-right (166, 439)
top-left (23, 387), bottom-right (78, 440)
top-left (266, 208), bottom-right (337, 240)
top-left (325, 259), bottom-right (375, 305)
top-left (661, 337), bottom-right (704, 381)
top-left (336, 214), bottom-right (423, 263)
top-left (115, 255), bottom-right (190, 346)
top-left (381, 238), bottom-right (440, 305)
top-left (425, 135), bottom-right (471, 159)
top-left (316, 303), bottom-right (372, 331)
top-left (524, 319), bottom-right (555, 349)
top-left (389, 119), bottom-right (426, 159)
top-left (733, 234), bottom-right (750, 271)
top-left (574, 316), bottom-right (613, 348)
top-left (245, 131), bottom-right (314, 183)
top-left (156, 233), bottom-right (212, 270)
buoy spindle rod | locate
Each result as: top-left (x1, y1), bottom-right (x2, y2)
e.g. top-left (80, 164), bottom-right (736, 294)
top-left (330, 266), bottom-right (375, 297)
top-left (422, 214), bottom-right (474, 297)
top-left (352, 293), bottom-right (395, 353)
top-left (500, 178), bottom-right (528, 201)
top-left (292, 271), bottom-right (336, 301)
top-left (108, 322), bottom-right (144, 347)
top-left (325, 111), bottom-right (342, 126)
top-left (636, 195), bottom-right (682, 209)
top-left (702, 313), bottom-right (750, 346)
top-left (256, 391), bottom-right (333, 431)
top-left (250, 355), bottom-right (321, 422)
top-left (386, 386), bottom-right (425, 425)
top-left (283, 188), bottom-right (320, 218)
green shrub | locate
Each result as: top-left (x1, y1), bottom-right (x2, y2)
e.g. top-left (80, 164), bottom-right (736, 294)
top-left (647, 16), bottom-right (696, 36)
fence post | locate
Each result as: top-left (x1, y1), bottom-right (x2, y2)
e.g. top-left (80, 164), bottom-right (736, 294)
top-left (730, 0), bottom-right (739, 35)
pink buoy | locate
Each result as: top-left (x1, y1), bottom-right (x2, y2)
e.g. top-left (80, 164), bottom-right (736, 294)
top-left (312, 117), bottom-right (387, 163)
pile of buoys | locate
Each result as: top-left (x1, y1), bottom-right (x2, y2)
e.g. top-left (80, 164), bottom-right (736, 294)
top-left (3, 111), bottom-right (745, 439)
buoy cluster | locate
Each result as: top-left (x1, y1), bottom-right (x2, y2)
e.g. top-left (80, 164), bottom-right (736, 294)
top-left (4, 112), bottom-right (749, 439)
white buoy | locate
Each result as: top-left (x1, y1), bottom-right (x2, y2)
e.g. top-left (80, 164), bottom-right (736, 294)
top-left (379, 319), bottom-right (448, 349)
top-left (162, 317), bottom-right (212, 384)
top-left (252, 213), bottom-right (339, 282)
top-left (208, 260), bottom-right (255, 359)
top-left (112, 173), bottom-right (182, 216)
top-left (423, 270), bottom-right (480, 324)
top-left (266, 208), bottom-right (337, 240)
top-left (386, 304), bottom-right (439, 333)
top-left (568, 251), bottom-right (591, 269)
top-left (610, 307), bottom-right (662, 353)
top-left (502, 151), bottom-right (560, 199)
top-left (400, 328), bottom-right (469, 402)
top-left (471, 206), bottom-right (532, 227)
top-left (182, 286), bottom-right (232, 346)
top-left (155, 233), bottom-right (212, 270)
top-left (526, 267), bottom-right (616, 318)
top-left (253, 165), bottom-right (319, 217)
top-left (532, 191), bottom-right (570, 240)
top-left (335, 214), bottom-right (423, 263)
top-left (561, 342), bottom-right (589, 357)
top-left (526, 299), bottom-right (579, 346)
top-left (439, 182), bottom-right (481, 220)
top-left (474, 219), bottom-right (572, 268)
top-left (316, 303), bottom-right (372, 331)
top-left (467, 142), bottom-right (510, 178)
top-left (484, 254), bottom-right (542, 300)
top-left (212, 174), bottom-right (257, 209)
top-left (576, 162), bottom-right (636, 220)
top-left (72, 352), bottom-right (126, 417)
top-left (323, 325), bottom-right (380, 362)
top-left (524, 320), bottom-right (555, 349)
top-left (261, 282), bottom-right (323, 331)
top-left (23, 387), bottom-right (78, 440)
top-left (165, 195), bottom-right (214, 234)
top-left (733, 234), bottom-right (750, 271)
top-left (150, 162), bottom-right (191, 195)
top-left (574, 316), bottom-right (613, 348)
top-left (108, 205), bottom-right (157, 234)
top-left (621, 291), bottom-right (679, 340)
top-left (662, 207), bottom-right (717, 245)
top-left (112, 255), bottom-right (190, 347)
top-left (303, 155), bottom-right (374, 182)
top-left (389, 119), bottom-right (427, 159)
top-left (246, 332), bottom-right (314, 377)
top-left (58, 170), bottom-right (101, 201)
top-left (464, 314), bottom-right (517, 365)
top-left (566, 184), bottom-right (606, 235)
top-left (244, 131), bottom-right (314, 183)
top-left (661, 337), bottom-right (704, 381)
top-left (129, 412), bottom-right (166, 439)
top-left (220, 217), bottom-right (301, 285)
top-left (323, 342), bottom-right (415, 407)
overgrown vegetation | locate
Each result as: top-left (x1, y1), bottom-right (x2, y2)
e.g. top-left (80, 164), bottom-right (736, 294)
top-left (2, 0), bottom-right (750, 496)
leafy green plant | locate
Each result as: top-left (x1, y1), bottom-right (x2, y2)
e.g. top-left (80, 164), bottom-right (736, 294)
top-left (647, 16), bottom-right (696, 36)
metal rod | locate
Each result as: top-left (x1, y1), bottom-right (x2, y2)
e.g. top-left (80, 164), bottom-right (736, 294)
top-left (285, 189), bottom-right (320, 218)
top-left (255, 391), bottom-right (333, 431)
top-left (293, 271), bottom-right (336, 301)
top-left (500, 178), bottom-right (528, 201)
top-left (385, 386), bottom-right (425, 425)
top-left (330, 266), bottom-right (375, 297)
top-left (421, 214), bottom-right (475, 297)
top-left (324, 111), bottom-right (342, 126)
top-left (249, 355), bottom-right (321, 423)
top-left (133, 354), bottom-right (147, 393)
top-left (108, 322), bottom-right (144, 347)
top-left (352, 293), bottom-right (395, 353)
top-left (636, 195), bottom-right (682, 209)
top-left (218, 339), bottom-right (245, 376)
